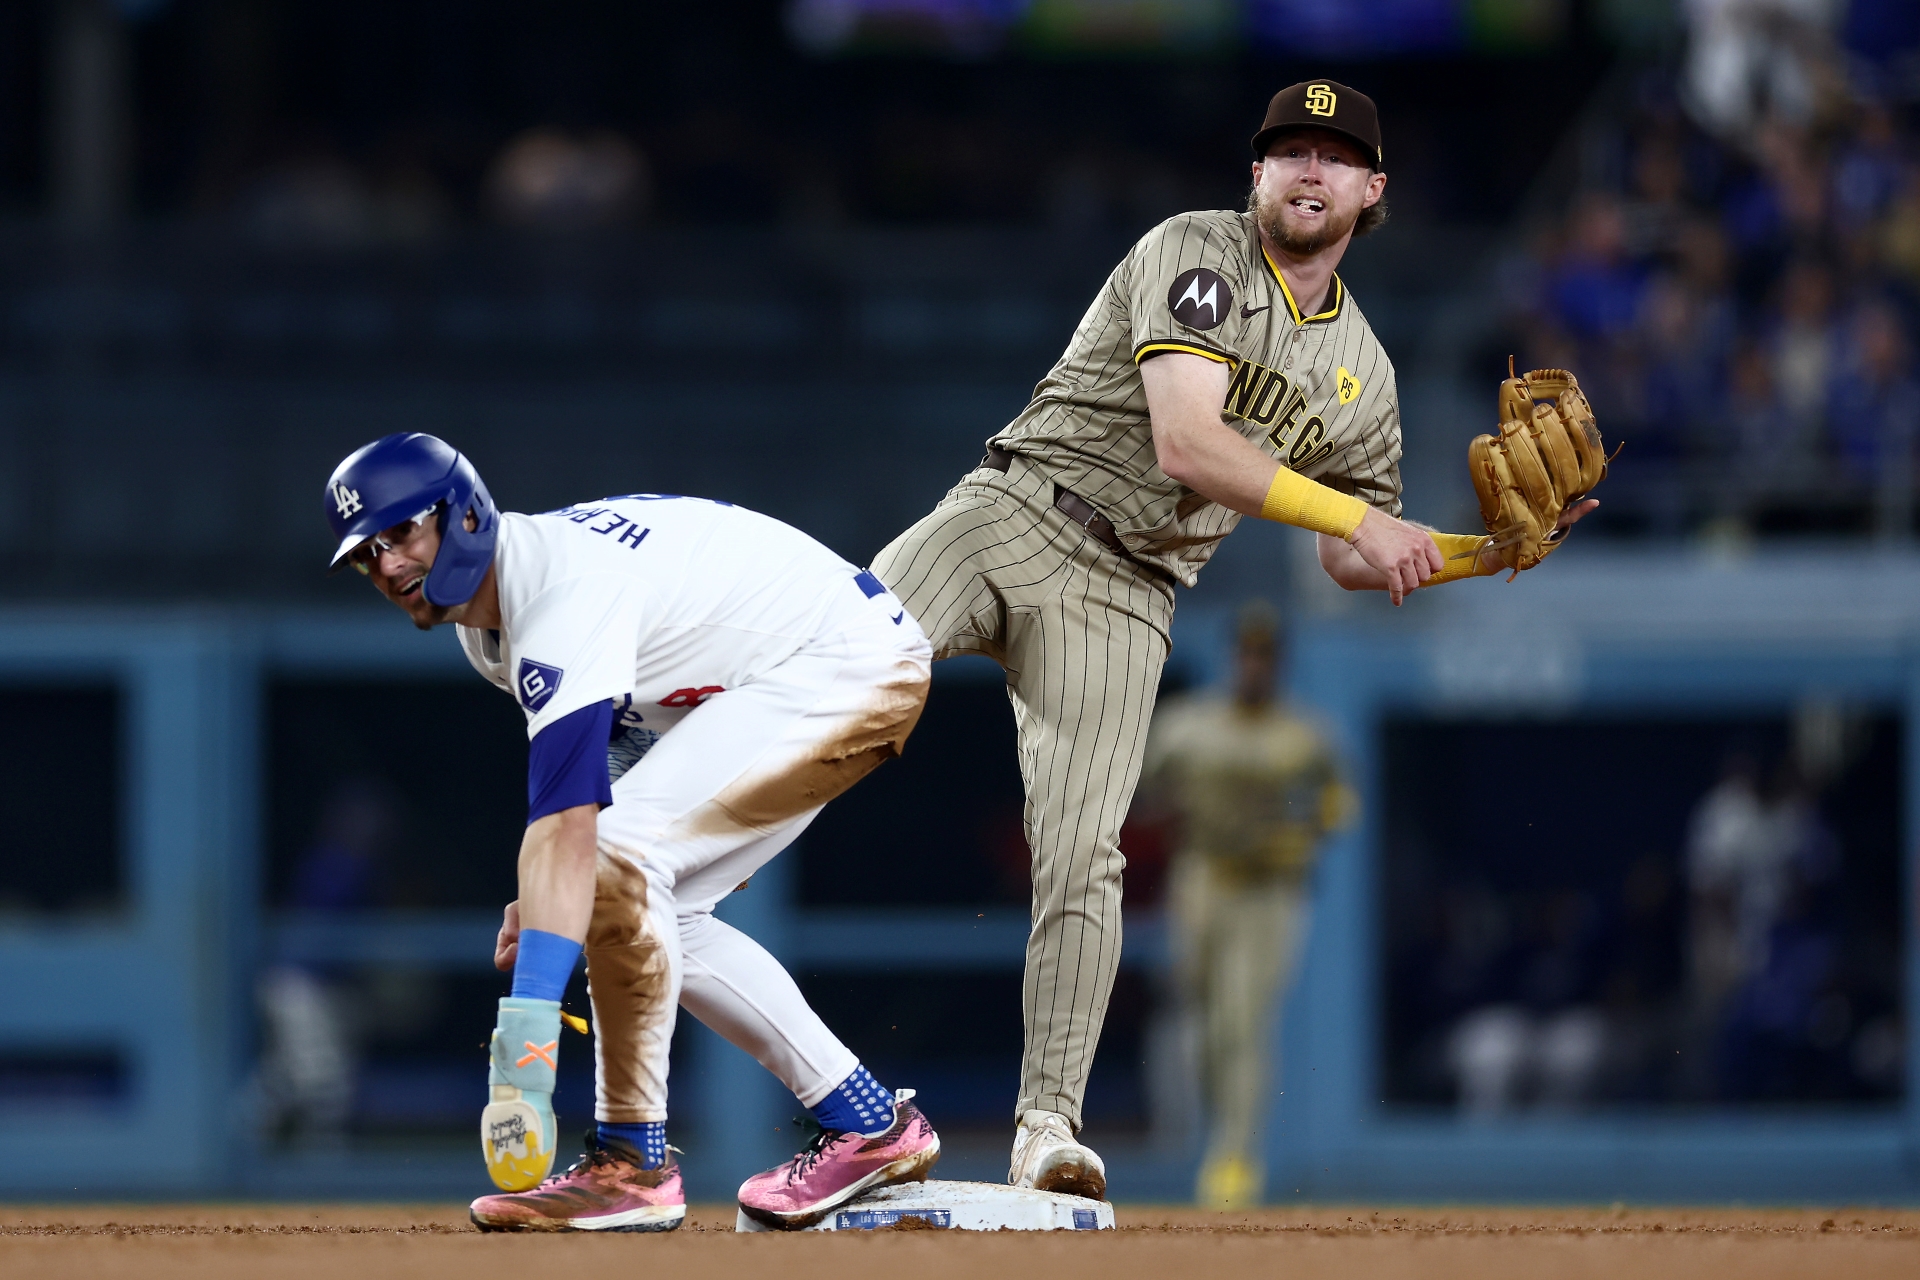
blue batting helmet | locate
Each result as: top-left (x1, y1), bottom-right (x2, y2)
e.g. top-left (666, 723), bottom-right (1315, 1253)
top-left (324, 433), bottom-right (499, 607)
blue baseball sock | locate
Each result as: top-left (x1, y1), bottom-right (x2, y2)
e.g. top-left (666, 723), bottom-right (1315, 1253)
top-left (597, 1121), bottom-right (667, 1169)
top-left (510, 928), bottom-right (583, 1003)
top-left (809, 1064), bottom-right (895, 1137)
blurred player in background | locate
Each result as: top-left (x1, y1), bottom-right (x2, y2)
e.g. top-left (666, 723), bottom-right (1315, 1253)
top-left (874, 78), bottom-right (1595, 1197)
top-left (252, 779), bottom-right (399, 1148)
top-left (1140, 603), bottom-right (1350, 1207)
top-left (324, 433), bottom-right (940, 1232)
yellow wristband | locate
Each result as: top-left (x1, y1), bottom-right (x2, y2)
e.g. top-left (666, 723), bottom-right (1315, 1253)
top-left (1258, 466), bottom-right (1369, 539)
top-left (1422, 531), bottom-right (1495, 585)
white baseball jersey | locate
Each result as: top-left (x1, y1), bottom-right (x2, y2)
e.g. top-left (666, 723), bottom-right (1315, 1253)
top-left (456, 495), bottom-right (889, 758)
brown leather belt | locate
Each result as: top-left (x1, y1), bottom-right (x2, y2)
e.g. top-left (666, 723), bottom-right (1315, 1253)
top-left (981, 446), bottom-right (1172, 585)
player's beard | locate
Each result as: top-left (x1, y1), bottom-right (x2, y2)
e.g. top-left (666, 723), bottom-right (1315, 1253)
top-left (1252, 181), bottom-right (1360, 257)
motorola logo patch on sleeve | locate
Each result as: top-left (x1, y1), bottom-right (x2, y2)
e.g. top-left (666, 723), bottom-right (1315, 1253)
top-left (1167, 267), bottom-right (1232, 331)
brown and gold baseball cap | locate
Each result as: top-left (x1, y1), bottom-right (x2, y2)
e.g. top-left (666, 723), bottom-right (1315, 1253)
top-left (1251, 80), bottom-right (1382, 170)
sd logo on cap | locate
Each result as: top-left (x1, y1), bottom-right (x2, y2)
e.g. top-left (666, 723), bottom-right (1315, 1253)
top-left (1252, 79), bottom-right (1382, 169)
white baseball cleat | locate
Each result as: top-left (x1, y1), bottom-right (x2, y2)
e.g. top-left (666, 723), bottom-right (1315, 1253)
top-left (1007, 1109), bottom-right (1107, 1201)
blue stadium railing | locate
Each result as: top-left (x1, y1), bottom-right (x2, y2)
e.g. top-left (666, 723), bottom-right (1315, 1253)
top-left (7, 544), bottom-right (1920, 1201)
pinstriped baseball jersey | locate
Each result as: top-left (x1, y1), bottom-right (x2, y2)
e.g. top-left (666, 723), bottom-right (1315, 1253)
top-left (988, 208), bottom-right (1400, 586)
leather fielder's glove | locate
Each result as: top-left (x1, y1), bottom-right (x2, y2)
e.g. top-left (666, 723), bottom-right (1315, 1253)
top-left (1468, 358), bottom-right (1611, 576)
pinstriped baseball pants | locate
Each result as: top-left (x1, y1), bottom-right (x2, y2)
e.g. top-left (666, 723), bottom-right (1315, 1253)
top-left (872, 452), bottom-right (1174, 1130)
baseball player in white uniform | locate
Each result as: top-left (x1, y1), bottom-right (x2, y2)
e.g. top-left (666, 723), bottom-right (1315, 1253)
top-left (323, 433), bottom-right (942, 1232)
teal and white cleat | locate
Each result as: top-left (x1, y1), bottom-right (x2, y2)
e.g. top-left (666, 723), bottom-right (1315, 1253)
top-left (482, 997), bottom-right (563, 1191)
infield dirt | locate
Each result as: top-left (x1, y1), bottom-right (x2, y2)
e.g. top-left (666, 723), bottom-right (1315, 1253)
top-left (2, 1203), bottom-right (1915, 1279)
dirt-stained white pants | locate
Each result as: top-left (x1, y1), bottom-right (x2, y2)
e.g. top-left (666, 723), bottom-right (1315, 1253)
top-left (584, 584), bottom-right (930, 1124)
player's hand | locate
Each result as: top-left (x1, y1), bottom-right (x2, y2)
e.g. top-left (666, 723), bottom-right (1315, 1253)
top-left (494, 900), bottom-right (521, 972)
top-left (1347, 507), bottom-right (1444, 605)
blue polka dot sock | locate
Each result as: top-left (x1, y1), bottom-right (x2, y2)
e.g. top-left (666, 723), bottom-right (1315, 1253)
top-left (808, 1064), bottom-right (896, 1137)
top-left (597, 1120), bottom-right (667, 1169)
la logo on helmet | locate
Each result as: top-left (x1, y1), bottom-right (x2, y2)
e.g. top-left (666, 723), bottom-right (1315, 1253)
top-left (1305, 84), bottom-right (1336, 116)
top-left (333, 483), bottom-right (362, 517)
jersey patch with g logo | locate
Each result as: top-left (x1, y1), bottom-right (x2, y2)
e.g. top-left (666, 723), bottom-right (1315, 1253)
top-left (517, 659), bottom-right (563, 712)
top-left (1167, 268), bottom-right (1232, 332)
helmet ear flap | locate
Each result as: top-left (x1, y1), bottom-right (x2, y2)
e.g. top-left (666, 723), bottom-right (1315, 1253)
top-left (421, 458), bottom-right (499, 607)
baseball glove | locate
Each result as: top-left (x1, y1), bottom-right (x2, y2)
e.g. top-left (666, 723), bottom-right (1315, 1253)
top-left (1468, 358), bottom-right (1611, 576)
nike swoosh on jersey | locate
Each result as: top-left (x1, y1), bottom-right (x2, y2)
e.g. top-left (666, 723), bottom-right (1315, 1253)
top-left (1240, 303), bottom-right (1272, 317)
top-left (891, 611), bottom-right (905, 625)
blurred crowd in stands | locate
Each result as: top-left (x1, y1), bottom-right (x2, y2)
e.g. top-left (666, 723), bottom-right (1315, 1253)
top-left (221, 111), bottom-right (1238, 245)
top-left (1502, 2), bottom-right (1920, 538)
top-left (1387, 706), bottom-right (1904, 1112)
top-left (233, 126), bottom-right (655, 246)
top-left (1678, 736), bottom-right (1896, 1104)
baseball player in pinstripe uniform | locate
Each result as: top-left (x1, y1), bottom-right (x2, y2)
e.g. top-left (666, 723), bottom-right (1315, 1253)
top-left (872, 79), bottom-right (1597, 1199)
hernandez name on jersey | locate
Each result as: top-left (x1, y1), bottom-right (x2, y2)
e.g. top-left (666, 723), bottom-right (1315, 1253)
top-left (457, 495), bottom-right (887, 768)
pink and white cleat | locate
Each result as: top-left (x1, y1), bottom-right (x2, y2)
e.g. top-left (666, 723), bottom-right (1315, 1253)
top-left (737, 1090), bottom-right (941, 1229)
top-left (469, 1133), bottom-right (686, 1233)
